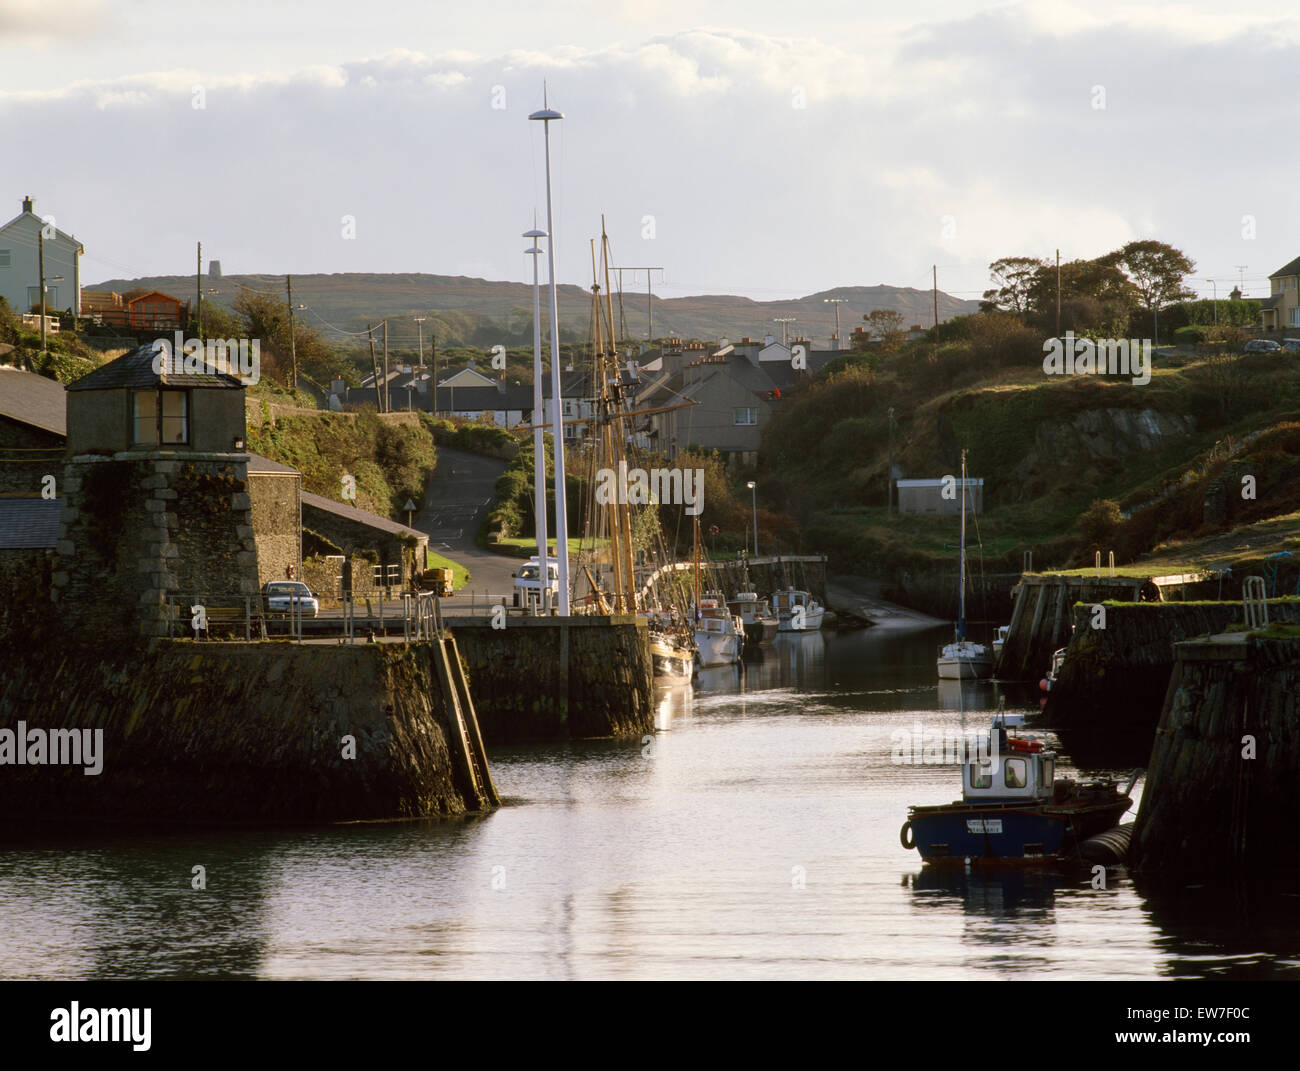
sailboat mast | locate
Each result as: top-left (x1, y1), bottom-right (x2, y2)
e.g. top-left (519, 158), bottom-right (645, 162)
top-left (958, 447), bottom-right (967, 641)
top-left (602, 222), bottom-right (637, 613)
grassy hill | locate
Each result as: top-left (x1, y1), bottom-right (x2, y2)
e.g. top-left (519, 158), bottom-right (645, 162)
top-left (758, 314), bottom-right (1300, 591)
top-left (84, 272), bottom-right (980, 349)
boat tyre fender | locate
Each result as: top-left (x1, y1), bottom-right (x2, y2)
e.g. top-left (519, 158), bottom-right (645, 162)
top-left (899, 820), bottom-right (915, 850)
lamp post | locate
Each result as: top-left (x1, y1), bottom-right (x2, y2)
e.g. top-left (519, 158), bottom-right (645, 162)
top-left (823, 297), bottom-right (846, 349)
top-left (747, 480), bottom-right (758, 557)
top-left (530, 91), bottom-right (570, 615)
top-left (1206, 280), bottom-right (1217, 325)
top-left (524, 223), bottom-right (549, 613)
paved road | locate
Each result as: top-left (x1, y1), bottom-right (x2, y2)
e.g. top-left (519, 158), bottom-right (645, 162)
top-left (417, 447), bottom-right (519, 600)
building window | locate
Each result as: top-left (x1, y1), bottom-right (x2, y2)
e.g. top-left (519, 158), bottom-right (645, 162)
top-left (733, 407), bottom-right (757, 426)
top-left (133, 390), bottom-right (189, 445)
top-left (0, 249), bottom-right (10, 267)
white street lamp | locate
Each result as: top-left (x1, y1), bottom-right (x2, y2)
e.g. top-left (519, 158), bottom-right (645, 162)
top-left (530, 92), bottom-right (570, 615)
top-left (524, 222), bottom-right (549, 613)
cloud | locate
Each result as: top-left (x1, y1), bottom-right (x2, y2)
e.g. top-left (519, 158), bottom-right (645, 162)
top-left (3, 14), bottom-right (1298, 305)
top-left (0, 0), bottom-right (109, 39)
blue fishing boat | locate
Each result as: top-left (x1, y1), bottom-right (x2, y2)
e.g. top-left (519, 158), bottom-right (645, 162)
top-left (900, 713), bottom-right (1138, 867)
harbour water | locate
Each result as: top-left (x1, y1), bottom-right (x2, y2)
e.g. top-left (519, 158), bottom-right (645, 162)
top-left (1, 625), bottom-right (1297, 980)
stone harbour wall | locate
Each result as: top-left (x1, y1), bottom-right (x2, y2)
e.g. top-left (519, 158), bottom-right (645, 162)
top-left (0, 640), bottom-right (487, 827)
top-left (451, 615), bottom-right (654, 743)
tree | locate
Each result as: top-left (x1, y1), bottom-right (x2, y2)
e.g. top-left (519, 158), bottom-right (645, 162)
top-left (1025, 258), bottom-right (1136, 337)
top-left (980, 256), bottom-right (1045, 315)
top-left (860, 309), bottom-right (907, 350)
top-left (1106, 240), bottom-right (1196, 327)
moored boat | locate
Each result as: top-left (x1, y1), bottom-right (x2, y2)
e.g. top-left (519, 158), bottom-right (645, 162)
top-left (772, 588), bottom-right (824, 632)
top-left (900, 712), bottom-right (1139, 867)
top-left (727, 591), bottom-right (768, 644)
top-left (695, 592), bottom-right (743, 667)
top-left (937, 448), bottom-right (992, 680)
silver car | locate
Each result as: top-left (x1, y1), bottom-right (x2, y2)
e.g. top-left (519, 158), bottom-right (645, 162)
top-left (1244, 339), bottom-right (1281, 354)
top-left (263, 580), bottom-right (319, 618)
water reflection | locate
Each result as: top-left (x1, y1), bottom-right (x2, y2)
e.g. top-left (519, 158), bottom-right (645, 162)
top-left (1134, 875), bottom-right (1300, 979)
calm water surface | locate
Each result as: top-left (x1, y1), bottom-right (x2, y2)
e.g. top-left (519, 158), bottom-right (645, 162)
top-left (2, 625), bottom-right (1298, 980)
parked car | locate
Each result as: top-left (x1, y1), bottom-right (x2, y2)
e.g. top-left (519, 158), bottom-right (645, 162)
top-left (1244, 339), bottom-right (1281, 354)
top-left (1281, 339), bottom-right (1300, 353)
top-left (262, 580), bottom-right (319, 617)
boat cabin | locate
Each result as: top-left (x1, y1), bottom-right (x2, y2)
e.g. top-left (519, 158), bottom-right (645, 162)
top-left (962, 717), bottom-right (1055, 802)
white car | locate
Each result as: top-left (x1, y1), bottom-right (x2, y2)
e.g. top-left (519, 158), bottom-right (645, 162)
top-left (263, 581), bottom-right (319, 617)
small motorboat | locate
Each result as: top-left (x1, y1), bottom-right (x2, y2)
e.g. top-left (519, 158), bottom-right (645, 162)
top-left (992, 624), bottom-right (1010, 660)
top-left (900, 712), bottom-right (1139, 867)
top-left (726, 591), bottom-right (768, 645)
top-left (772, 588), bottom-right (825, 632)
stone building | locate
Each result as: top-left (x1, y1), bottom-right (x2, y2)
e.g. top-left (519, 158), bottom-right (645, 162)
top-left (246, 453), bottom-right (302, 587)
top-left (301, 491), bottom-right (428, 594)
top-left (0, 365), bottom-right (65, 495)
top-left (55, 345), bottom-right (260, 638)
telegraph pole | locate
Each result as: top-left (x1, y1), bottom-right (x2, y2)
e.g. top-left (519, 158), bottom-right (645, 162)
top-left (612, 266), bottom-right (662, 341)
top-left (414, 316), bottom-right (426, 365)
top-left (932, 265), bottom-right (939, 328)
top-left (196, 241), bottom-right (203, 339)
top-left (382, 320), bottom-right (390, 412)
top-left (367, 324), bottom-right (382, 409)
top-left (1055, 249), bottom-right (1061, 337)
top-left (286, 274), bottom-right (297, 390)
top-left (824, 297), bottom-right (846, 349)
top-left (887, 406), bottom-right (896, 516)
top-left (38, 230), bottom-right (46, 353)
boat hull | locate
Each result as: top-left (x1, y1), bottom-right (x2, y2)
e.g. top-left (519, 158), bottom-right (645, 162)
top-left (905, 799), bottom-right (1132, 866)
top-left (937, 657), bottom-right (993, 680)
top-left (695, 630), bottom-right (741, 667)
top-left (777, 607), bottom-right (824, 632)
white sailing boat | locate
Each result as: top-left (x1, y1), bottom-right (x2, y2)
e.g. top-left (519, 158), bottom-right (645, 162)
top-left (937, 448), bottom-right (993, 680)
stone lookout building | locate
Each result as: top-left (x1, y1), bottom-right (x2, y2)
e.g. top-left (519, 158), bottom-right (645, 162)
top-left (55, 346), bottom-right (263, 637)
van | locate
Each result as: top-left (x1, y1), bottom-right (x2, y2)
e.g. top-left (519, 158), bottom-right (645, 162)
top-left (512, 556), bottom-right (560, 610)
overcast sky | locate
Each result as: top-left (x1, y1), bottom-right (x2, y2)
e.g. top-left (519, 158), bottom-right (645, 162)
top-left (3, 0), bottom-right (1296, 310)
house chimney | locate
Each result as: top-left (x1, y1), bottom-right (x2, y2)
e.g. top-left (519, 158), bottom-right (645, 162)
top-left (22, 196), bottom-right (33, 214)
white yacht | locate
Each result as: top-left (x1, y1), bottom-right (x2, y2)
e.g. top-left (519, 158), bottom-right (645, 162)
top-left (772, 588), bottom-right (825, 632)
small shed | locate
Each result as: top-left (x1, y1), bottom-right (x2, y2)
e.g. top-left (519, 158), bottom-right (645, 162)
top-left (896, 477), bottom-right (984, 516)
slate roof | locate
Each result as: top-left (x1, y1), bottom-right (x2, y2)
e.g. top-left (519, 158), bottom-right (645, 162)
top-left (66, 344), bottom-right (245, 392)
top-left (0, 497), bottom-right (62, 549)
top-left (300, 491), bottom-right (426, 539)
top-left (1270, 257), bottom-right (1300, 279)
top-left (0, 365), bottom-right (67, 436)
top-left (1259, 294), bottom-right (1282, 310)
top-left (245, 452), bottom-right (299, 476)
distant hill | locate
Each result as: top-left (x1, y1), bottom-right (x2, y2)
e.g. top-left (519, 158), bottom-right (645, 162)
top-left (84, 272), bottom-right (980, 348)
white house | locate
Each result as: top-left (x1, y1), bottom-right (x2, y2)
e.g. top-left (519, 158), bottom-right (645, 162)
top-left (0, 196), bottom-right (84, 316)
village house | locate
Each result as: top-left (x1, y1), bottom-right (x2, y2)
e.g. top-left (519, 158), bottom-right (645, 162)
top-left (0, 196), bottom-right (84, 316)
top-left (1260, 256), bottom-right (1300, 333)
